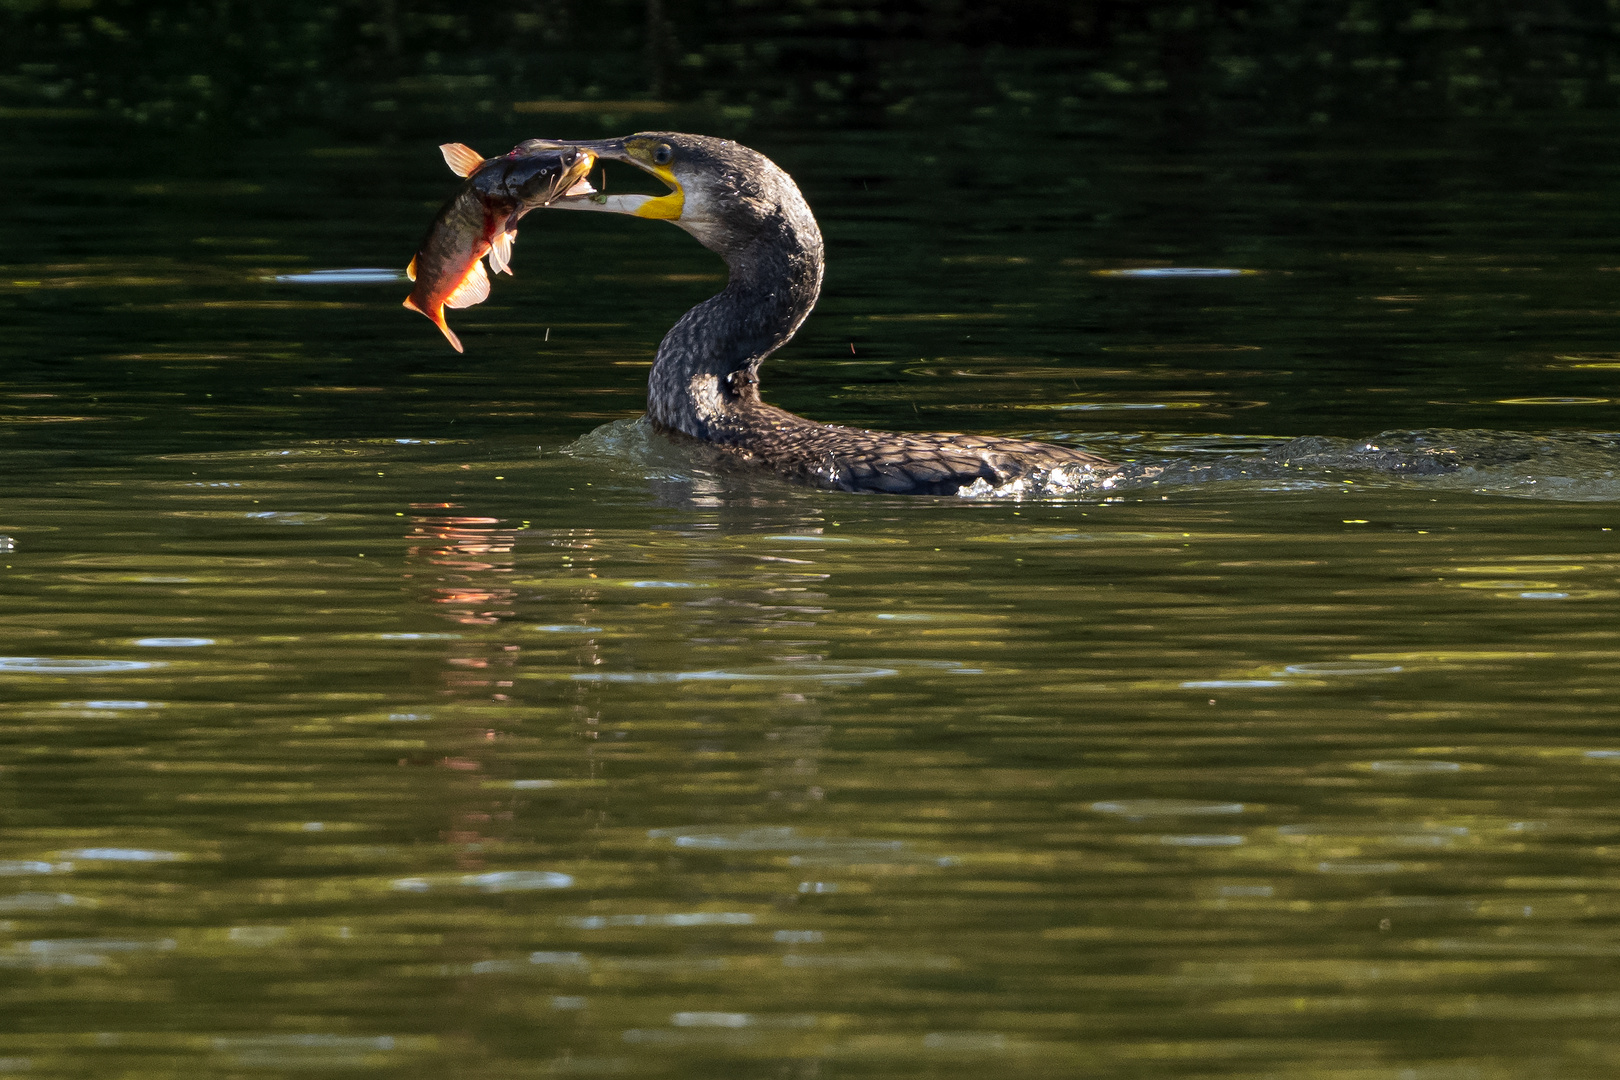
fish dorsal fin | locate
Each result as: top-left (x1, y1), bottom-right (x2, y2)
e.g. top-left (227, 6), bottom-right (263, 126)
top-left (445, 258), bottom-right (490, 309)
top-left (488, 230), bottom-right (516, 275)
top-left (405, 255), bottom-right (418, 282)
top-left (439, 142), bottom-right (484, 178)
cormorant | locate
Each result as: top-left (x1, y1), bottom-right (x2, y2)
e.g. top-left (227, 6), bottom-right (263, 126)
top-left (527, 132), bottom-right (1113, 496)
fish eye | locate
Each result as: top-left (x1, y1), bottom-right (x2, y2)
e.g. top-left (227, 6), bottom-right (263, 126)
top-left (652, 144), bottom-right (673, 166)
top-left (562, 150), bottom-right (577, 165)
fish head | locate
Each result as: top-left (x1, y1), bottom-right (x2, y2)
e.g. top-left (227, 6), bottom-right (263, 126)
top-left (472, 146), bottom-right (597, 208)
top-left (510, 134), bottom-right (798, 256)
top-left (514, 135), bottom-right (685, 222)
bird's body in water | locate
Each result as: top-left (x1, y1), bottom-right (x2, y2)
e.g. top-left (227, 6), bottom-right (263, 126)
top-left (520, 133), bottom-right (1115, 495)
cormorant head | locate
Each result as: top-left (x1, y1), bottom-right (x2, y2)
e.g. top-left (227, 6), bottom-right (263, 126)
top-left (515, 132), bottom-right (809, 257)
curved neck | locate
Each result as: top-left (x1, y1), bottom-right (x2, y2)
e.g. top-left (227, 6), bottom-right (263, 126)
top-left (646, 208), bottom-right (824, 441)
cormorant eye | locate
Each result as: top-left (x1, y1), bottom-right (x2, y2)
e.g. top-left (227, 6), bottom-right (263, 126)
top-left (652, 144), bottom-right (673, 166)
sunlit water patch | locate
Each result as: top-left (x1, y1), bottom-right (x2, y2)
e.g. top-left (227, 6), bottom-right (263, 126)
top-left (10, 118), bottom-right (1620, 1080)
top-left (272, 268), bottom-right (404, 284)
top-left (566, 662), bottom-right (901, 684)
top-left (0, 658), bottom-right (161, 674)
top-left (1093, 267), bottom-right (1259, 277)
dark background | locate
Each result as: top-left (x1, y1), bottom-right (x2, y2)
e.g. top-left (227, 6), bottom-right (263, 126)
top-left (6, 0), bottom-right (1620, 135)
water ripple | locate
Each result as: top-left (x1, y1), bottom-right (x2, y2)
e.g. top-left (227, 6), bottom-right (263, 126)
top-left (0, 657), bottom-right (160, 673)
top-left (570, 663), bottom-right (899, 684)
top-left (273, 268), bottom-right (403, 284)
top-left (390, 870), bottom-right (573, 893)
top-left (60, 848), bottom-right (183, 862)
top-left (1091, 800), bottom-right (1246, 817)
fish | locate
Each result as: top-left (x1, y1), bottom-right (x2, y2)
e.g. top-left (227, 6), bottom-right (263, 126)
top-left (403, 142), bottom-right (596, 352)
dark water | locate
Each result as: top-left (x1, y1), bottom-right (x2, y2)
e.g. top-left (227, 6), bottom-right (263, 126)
top-left (4, 111), bottom-right (1620, 1077)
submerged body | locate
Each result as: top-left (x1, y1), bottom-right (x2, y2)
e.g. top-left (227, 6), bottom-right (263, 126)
top-left (403, 143), bottom-right (594, 352)
top-left (487, 132), bottom-right (1112, 493)
top-left (658, 403), bottom-right (1108, 495)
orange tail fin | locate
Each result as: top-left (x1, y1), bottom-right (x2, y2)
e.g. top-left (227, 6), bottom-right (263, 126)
top-left (403, 295), bottom-right (464, 353)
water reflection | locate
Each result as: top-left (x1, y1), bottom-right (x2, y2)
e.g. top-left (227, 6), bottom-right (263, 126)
top-left (272, 269), bottom-right (403, 284)
top-left (568, 418), bottom-right (1620, 502)
top-left (59, 848), bottom-right (182, 862)
top-left (211, 1035), bottom-right (411, 1070)
top-left (0, 658), bottom-right (160, 673)
top-left (391, 870), bottom-right (573, 892)
top-left (9, 117), bottom-right (1620, 1079)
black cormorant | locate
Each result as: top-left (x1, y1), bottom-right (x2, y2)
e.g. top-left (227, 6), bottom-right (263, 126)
top-left (527, 132), bottom-right (1113, 496)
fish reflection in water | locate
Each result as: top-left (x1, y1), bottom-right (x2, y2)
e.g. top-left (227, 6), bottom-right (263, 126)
top-left (374, 504), bottom-right (962, 1034)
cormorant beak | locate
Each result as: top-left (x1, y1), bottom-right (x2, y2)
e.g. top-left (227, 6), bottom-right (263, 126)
top-left (512, 136), bottom-right (684, 221)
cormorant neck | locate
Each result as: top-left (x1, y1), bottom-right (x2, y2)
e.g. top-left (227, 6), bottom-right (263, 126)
top-left (646, 202), bottom-right (824, 441)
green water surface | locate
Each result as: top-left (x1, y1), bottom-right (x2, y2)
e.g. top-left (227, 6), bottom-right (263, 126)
top-left (3, 111), bottom-right (1620, 1078)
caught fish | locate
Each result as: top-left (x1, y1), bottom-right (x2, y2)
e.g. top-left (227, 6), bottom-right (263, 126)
top-left (403, 142), bottom-right (596, 352)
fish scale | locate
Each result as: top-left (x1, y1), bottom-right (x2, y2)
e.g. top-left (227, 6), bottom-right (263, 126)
top-left (403, 143), bottom-right (596, 352)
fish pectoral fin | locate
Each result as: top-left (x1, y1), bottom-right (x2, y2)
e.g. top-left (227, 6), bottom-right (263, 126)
top-left (444, 258), bottom-right (491, 309)
top-left (439, 142), bottom-right (484, 178)
top-left (405, 255), bottom-right (418, 282)
top-left (488, 231), bottom-right (515, 275)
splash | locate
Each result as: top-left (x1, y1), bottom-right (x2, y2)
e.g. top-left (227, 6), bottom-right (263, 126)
top-left (564, 419), bottom-right (1620, 502)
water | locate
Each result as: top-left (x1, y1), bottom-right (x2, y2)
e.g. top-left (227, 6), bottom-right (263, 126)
top-left (3, 111), bottom-right (1620, 1077)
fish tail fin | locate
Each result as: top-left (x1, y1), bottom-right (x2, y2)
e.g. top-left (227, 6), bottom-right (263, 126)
top-left (403, 294), bottom-right (464, 353)
top-left (438, 319), bottom-right (465, 353)
top-left (439, 143), bottom-right (484, 178)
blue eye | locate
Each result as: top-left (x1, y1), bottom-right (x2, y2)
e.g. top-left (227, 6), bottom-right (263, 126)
top-left (653, 144), bottom-right (673, 166)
